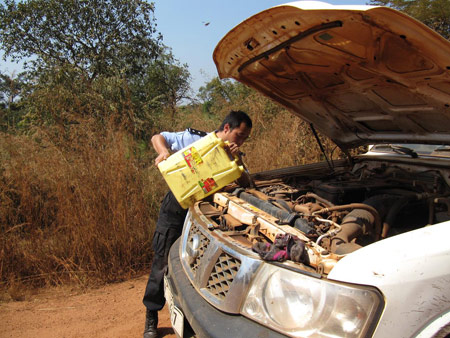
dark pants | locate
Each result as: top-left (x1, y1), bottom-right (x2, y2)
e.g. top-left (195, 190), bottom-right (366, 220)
top-left (143, 191), bottom-right (188, 311)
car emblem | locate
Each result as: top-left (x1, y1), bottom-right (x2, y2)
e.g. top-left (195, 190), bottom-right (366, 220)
top-left (186, 234), bottom-right (200, 265)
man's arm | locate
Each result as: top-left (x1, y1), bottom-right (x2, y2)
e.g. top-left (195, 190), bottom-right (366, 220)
top-left (151, 134), bottom-right (171, 166)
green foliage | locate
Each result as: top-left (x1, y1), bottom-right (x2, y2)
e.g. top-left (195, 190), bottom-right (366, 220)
top-left (198, 77), bottom-right (253, 113)
top-left (0, 71), bottom-right (26, 108)
top-left (0, 71), bottom-right (29, 131)
top-left (0, 0), bottom-right (162, 79)
top-left (0, 1), bottom-right (192, 139)
top-left (131, 48), bottom-right (192, 120)
top-left (370, 0), bottom-right (450, 39)
top-left (15, 64), bottom-right (155, 139)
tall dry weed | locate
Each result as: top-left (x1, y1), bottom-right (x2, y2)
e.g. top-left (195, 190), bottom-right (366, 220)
top-left (0, 119), bottom-right (164, 291)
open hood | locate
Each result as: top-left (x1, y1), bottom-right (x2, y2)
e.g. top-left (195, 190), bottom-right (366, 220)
top-left (213, 1), bottom-right (450, 150)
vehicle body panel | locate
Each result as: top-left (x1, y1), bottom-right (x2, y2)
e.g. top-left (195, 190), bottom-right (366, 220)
top-left (214, 1), bottom-right (450, 150)
top-left (328, 221), bottom-right (450, 337)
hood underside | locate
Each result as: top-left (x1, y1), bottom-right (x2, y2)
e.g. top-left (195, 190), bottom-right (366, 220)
top-left (213, 1), bottom-right (450, 150)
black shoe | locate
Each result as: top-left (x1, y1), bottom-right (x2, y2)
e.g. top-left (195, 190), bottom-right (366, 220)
top-left (143, 309), bottom-right (158, 338)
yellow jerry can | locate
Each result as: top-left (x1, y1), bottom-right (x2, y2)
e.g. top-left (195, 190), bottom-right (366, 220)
top-left (158, 132), bottom-right (244, 209)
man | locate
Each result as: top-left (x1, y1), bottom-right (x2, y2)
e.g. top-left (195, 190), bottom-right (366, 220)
top-left (143, 110), bottom-right (252, 338)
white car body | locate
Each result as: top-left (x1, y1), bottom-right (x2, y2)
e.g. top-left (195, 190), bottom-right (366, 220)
top-left (328, 221), bottom-right (450, 337)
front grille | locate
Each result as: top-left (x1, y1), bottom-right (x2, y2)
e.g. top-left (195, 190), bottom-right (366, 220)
top-left (188, 223), bottom-right (210, 275)
top-left (180, 210), bottom-right (262, 313)
top-left (206, 252), bottom-right (241, 299)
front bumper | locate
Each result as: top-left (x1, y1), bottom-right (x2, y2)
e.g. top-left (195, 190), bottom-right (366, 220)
top-left (166, 238), bottom-right (287, 338)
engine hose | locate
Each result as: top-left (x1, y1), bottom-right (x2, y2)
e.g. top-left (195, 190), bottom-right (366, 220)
top-left (327, 194), bottom-right (413, 254)
top-left (383, 196), bottom-right (416, 238)
top-left (238, 191), bottom-right (316, 234)
top-left (313, 203), bottom-right (382, 240)
top-left (330, 208), bottom-right (375, 254)
top-left (304, 192), bottom-right (335, 207)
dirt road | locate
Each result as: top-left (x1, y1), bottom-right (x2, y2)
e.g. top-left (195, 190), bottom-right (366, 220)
top-left (1, 275), bottom-right (175, 338)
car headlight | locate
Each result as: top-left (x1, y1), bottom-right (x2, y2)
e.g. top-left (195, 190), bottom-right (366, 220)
top-left (241, 264), bottom-right (384, 337)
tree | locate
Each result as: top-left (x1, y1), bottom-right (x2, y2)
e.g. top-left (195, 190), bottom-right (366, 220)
top-left (0, 0), bottom-right (163, 79)
top-left (0, 70), bottom-right (28, 130)
top-left (198, 77), bottom-right (252, 113)
top-left (0, 71), bottom-right (25, 108)
top-left (136, 48), bottom-right (192, 119)
top-left (0, 0), bottom-right (193, 137)
top-left (370, 0), bottom-right (450, 39)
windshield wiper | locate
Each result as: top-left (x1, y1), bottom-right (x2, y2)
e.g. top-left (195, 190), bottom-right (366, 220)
top-left (375, 144), bottom-right (418, 158)
top-left (432, 146), bottom-right (450, 152)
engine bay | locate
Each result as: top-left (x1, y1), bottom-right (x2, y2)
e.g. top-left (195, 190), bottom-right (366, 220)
top-left (197, 158), bottom-right (450, 275)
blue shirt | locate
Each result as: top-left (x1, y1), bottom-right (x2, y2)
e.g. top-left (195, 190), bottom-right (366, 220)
top-left (161, 129), bottom-right (206, 152)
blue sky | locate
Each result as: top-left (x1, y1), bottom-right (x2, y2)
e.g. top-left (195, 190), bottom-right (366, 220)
top-left (152, 0), bottom-right (369, 93)
top-left (1, 0), bottom-right (370, 94)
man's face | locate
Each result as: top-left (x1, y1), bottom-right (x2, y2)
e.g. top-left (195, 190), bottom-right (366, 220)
top-left (222, 122), bottom-right (251, 146)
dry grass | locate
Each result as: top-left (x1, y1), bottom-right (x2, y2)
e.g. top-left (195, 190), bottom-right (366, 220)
top-left (186, 89), bottom-right (343, 173)
top-left (0, 119), bottom-right (165, 294)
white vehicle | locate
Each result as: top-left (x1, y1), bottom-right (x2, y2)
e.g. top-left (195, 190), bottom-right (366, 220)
top-left (164, 2), bottom-right (450, 337)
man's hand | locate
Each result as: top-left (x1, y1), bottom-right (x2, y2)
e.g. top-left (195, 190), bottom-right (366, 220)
top-left (154, 150), bottom-right (170, 166)
top-left (151, 134), bottom-right (171, 167)
top-left (226, 142), bottom-right (241, 157)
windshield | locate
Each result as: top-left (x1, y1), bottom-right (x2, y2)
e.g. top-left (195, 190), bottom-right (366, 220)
top-left (369, 144), bottom-right (450, 158)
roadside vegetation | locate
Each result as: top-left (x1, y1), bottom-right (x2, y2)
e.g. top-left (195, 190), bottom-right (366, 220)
top-left (0, 0), bottom-right (447, 299)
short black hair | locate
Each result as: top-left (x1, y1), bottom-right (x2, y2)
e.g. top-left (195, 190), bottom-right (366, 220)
top-left (218, 110), bottom-right (252, 131)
